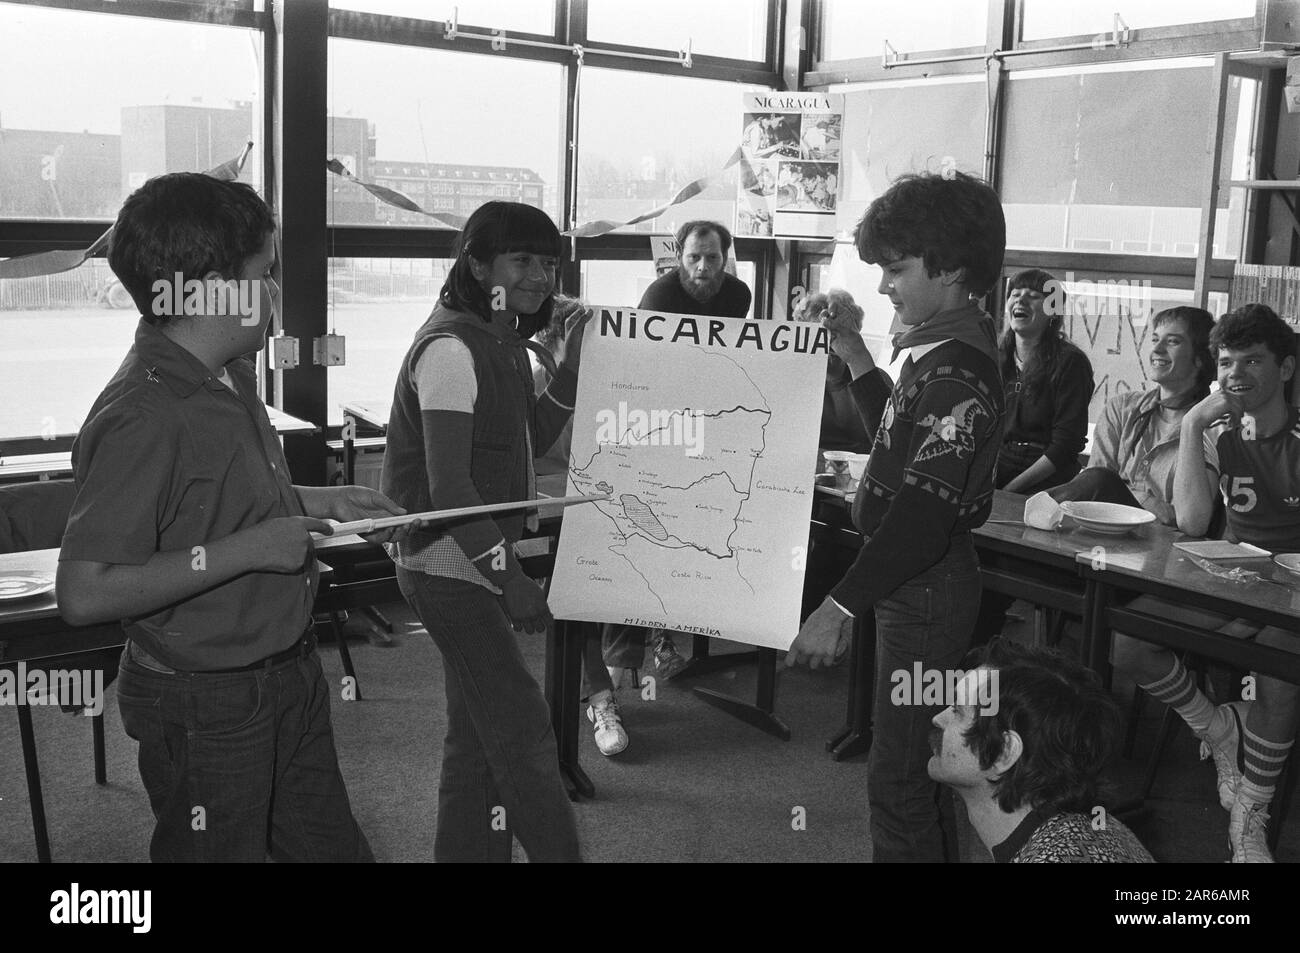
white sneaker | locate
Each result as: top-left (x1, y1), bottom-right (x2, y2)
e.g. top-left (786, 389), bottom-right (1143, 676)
top-left (1228, 791), bottom-right (1275, 863)
top-left (586, 691), bottom-right (628, 757)
top-left (1196, 701), bottom-right (1247, 811)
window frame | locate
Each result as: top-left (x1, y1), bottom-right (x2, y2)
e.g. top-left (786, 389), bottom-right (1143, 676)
top-left (799, 0), bottom-right (1272, 338)
top-left (0, 0), bottom-right (783, 460)
top-left (0, 0), bottom-right (274, 455)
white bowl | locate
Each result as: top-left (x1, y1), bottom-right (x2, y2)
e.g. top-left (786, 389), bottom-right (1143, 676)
top-left (1274, 554), bottom-right (1300, 579)
top-left (1059, 501), bottom-right (1156, 535)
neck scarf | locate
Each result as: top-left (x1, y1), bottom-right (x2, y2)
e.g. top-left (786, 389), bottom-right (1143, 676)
top-left (890, 301), bottom-right (998, 365)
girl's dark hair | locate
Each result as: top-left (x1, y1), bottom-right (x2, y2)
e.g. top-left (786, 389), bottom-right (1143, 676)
top-left (1152, 306), bottom-right (1216, 397)
top-left (999, 268), bottom-right (1079, 399)
top-left (439, 201), bottom-right (564, 339)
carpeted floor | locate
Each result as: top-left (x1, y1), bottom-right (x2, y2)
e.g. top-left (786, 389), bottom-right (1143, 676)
top-left (1, 599), bottom-right (1293, 863)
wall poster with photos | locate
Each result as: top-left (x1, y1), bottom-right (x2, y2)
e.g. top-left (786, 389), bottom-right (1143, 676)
top-left (738, 91), bottom-right (843, 241)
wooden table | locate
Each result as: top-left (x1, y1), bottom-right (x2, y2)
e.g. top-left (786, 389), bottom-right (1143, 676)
top-left (1080, 541), bottom-right (1300, 680)
top-left (1077, 526), bottom-right (1300, 848)
top-left (265, 406), bottom-right (320, 436)
top-left (0, 549), bottom-right (125, 863)
top-left (0, 411), bottom-right (318, 485)
top-left (339, 400), bottom-right (391, 487)
top-left (340, 400), bottom-right (390, 431)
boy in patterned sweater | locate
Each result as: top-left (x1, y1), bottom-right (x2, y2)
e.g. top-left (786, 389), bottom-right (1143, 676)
top-left (1114, 303), bottom-right (1299, 862)
top-left (787, 171), bottom-right (1006, 862)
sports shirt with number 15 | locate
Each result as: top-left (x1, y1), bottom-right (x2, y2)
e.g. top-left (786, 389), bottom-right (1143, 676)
top-left (1205, 405), bottom-right (1300, 553)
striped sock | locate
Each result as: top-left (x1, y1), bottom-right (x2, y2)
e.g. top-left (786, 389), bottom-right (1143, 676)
top-left (1141, 658), bottom-right (1215, 734)
top-left (1241, 727), bottom-right (1291, 805)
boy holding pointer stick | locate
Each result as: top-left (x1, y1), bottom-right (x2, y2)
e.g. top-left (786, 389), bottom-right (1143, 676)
top-left (57, 173), bottom-right (404, 862)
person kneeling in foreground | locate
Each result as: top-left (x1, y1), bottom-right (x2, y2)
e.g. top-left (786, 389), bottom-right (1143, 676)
top-left (929, 640), bottom-right (1154, 863)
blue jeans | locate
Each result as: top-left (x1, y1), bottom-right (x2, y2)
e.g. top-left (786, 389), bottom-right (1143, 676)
top-left (397, 568), bottom-right (581, 862)
top-left (580, 622), bottom-right (658, 698)
top-left (867, 534), bottom-right (982, 862)
top-left (116, 636), bottom-right (372, 863)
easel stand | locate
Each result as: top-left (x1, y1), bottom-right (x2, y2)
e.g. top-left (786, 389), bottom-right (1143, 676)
top-left (692, 645), bottom-right (791, 740)
top-left (546, 618), bottom-right (595, 801)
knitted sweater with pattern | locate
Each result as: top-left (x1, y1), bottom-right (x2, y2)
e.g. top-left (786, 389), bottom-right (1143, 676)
top-left (830, 339), bottom-right (1004, 615)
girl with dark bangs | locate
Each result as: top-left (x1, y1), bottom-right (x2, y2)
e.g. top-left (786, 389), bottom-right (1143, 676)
top-left (381, 201), bottom-right (588, 862)
top-left (996, 268), bottom-right (1094, 494)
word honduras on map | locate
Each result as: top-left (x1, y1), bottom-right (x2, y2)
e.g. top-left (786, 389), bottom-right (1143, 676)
top-left (549, 308), bottom-right (828, 651)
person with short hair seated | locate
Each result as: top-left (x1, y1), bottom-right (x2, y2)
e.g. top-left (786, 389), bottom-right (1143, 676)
top-left (1112, 304), bottom-right (1300, 863)
top-left (929, 640), bottom-right (1154, 863)
top-left (792, 288), bottom-right (876, 454)
top-left (1050, 306), bottom-right (1216, 521)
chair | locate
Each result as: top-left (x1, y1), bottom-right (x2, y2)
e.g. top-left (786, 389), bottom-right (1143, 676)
top-left (0, 479), bottom-right (115, 862)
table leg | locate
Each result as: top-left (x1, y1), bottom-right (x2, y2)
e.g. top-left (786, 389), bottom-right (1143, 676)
top-left (92, 711), bottom-right (106, 785)
top-left (1082, 577), bottom-right (1112, 678)
top-left (329, 611), bottom-right (362, 701)
top-left (342, 417), bottom-right (356, 487)
top-left (361, 605), bottom-right (394, 636)
top-left (17, 705), bottom-right (52, 863)
top-left (828, 613), bottom-right (874, 761)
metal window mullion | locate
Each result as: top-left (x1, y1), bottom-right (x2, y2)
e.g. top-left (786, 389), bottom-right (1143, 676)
top-left (1194, 52), bottom-right (1233, 309)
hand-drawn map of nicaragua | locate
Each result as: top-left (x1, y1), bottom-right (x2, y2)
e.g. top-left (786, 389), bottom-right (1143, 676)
top-left (548, 307), bottom-right (828, 651)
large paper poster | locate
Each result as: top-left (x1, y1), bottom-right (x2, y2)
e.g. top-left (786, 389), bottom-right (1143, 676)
top-left (548, 308), bottom-right (828, 650)
top-left (737, 92), bottom-right (843, 240)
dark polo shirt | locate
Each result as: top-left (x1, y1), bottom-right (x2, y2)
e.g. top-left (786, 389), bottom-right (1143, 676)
top-left (60, 319), bottom-right (317, 671)
top-left (638, 270), bottom-right (752, 318)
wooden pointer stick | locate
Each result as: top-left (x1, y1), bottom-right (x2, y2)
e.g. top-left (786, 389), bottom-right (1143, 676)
top-left (314, 492), bottom-right (611, 538)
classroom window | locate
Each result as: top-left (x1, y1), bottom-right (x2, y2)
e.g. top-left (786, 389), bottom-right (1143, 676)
top-left (1019, 0), bottom-right (1256, 41)
top-left (585, 0), bottom-right (769, 61)
top-left (329, 0), bottom-right (556, 34)
top-left (577, 68), bottom-right (769, 236)
top-left (325, 257), bottom-right (452, 426)
top-left (1000, 60), bottom-right (1255, 259)
top-left (0, 3), bottom-right (264, 221)
top-left (0, 258), bottom-right (142, 440)
top-left (828, 77), bottom-right (987, 236)
top-left (327, 39), bottom-right (564, 227)
top-left (818, 0), bottom-right (986, 62)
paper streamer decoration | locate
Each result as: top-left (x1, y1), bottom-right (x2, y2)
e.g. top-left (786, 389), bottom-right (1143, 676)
top-left (326, 158), bottom-right (469, 231)
top-left (326, 148), bottom-right (751, 241)
top-left (0, 141), bottom-right (256, 280)
top-left (563, 147), bottom-right (747, 238)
